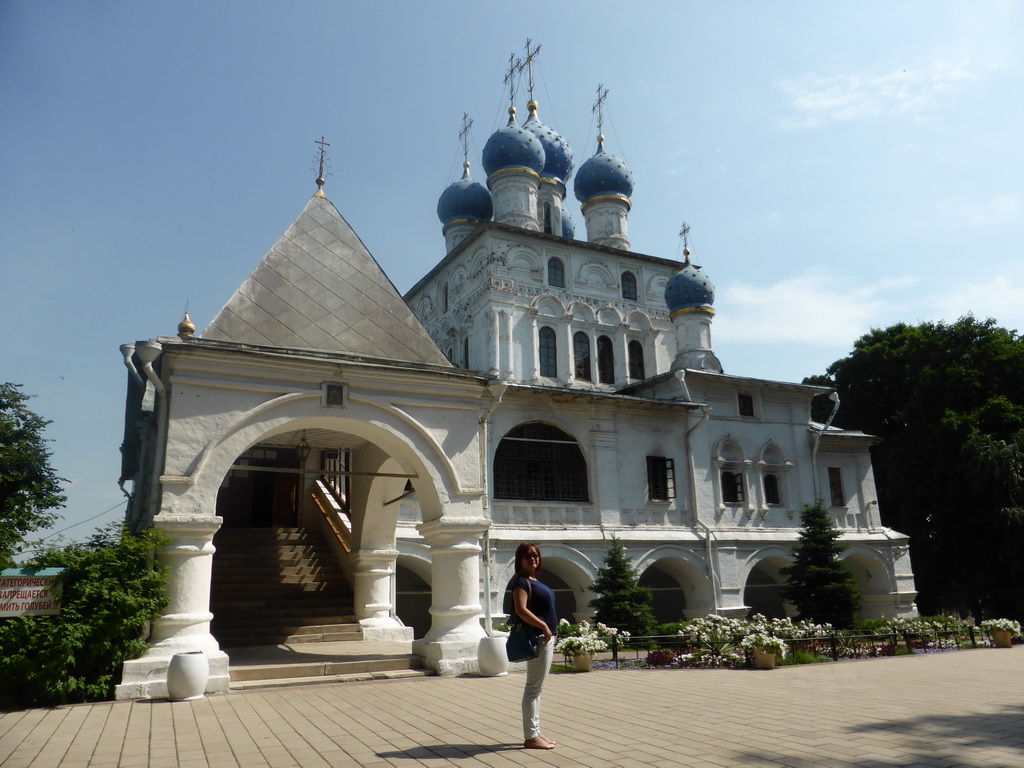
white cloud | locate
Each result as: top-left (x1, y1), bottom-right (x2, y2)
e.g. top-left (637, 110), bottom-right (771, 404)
top-left (927, 276), bottom-right (1024, 331)
top-left (714, 273), bottom-right (919, 345)
top-left (776, 55), bottom-right (982, 129)
top-left (936, 194), bottom-right (1023, 225)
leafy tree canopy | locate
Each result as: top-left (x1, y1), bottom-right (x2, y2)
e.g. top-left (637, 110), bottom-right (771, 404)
top-left (589, 537), bottom-right (655, 637)
top-left (780, 502), bottom-right (861, 628)
top-left (0, 383), bottom-right (66, 567)
top-left (805, 316), bottom-right (1024, 620)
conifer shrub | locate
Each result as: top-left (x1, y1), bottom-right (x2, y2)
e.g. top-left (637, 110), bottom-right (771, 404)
top-left (0, 524), bottom-right (168, 708)
top-left (589, 537), bottom-right (656, 638)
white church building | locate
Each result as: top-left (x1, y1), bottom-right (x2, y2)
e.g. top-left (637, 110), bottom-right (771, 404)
top-left (115, 81), bottom-right (917, 700)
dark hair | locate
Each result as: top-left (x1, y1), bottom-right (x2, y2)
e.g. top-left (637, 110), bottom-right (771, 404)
top-left (514, 542), bottom-right (542, 576)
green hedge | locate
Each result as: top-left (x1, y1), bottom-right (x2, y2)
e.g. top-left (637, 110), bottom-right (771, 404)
top-left (0, 525), bottom-right (168, 708)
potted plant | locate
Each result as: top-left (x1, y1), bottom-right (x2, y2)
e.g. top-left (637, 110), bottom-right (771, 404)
top-left (979, 618), bottom-right (1022, 648)
top-left (555, 620), bottom-right (613, 672)
top-left (741, 633), bottom-right (788, 670)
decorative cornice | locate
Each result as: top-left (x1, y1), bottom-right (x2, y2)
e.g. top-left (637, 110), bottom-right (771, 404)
top-left (581, 194), bottom-right (632, 213)
top-left (669, 306), bottom-right (716, 319)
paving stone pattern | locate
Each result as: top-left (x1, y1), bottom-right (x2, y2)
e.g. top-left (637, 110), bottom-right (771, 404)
top-left (1, 646), bottom-right (1021, 767)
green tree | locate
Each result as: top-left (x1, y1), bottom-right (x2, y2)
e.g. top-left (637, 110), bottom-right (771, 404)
top-left (806, 316), bottom-right (1024, 620)
top-left (589, 537), bottom-right (655, 637)
top-left (780, 502), bottom-right (861, 628)
top-left (0, 383), bottom-right (66, 567)
top-left (0, 523), bottom-right (169, 708)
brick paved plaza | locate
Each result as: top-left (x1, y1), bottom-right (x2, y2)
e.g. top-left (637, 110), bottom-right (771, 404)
top-left (1, 646), bottom-right (1021, 767)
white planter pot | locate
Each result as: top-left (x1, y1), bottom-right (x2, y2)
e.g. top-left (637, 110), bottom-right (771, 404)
top-left (167, 651), bottom-right (209, 701)
top-left (753, 647), bottom-right (777, 670)
top-left (478, 635), bottom-right (510, 677)
top-left (573, 653), bottom-right (593, 672)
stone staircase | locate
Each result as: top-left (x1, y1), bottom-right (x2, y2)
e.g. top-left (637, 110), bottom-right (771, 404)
top-left (211, 526), bottom-right (360, 647)
top-left (211, 526), bottom-right (431, 688)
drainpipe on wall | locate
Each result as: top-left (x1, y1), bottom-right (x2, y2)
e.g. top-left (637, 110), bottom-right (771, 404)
top-left (811, 391), bottom-right (841, 501)
top-left (684, 400), bottom-right (716, 615)
top-left (135, 341), bottom-right (169, 524)
top-left (479, 381), bottom-right (507, 635)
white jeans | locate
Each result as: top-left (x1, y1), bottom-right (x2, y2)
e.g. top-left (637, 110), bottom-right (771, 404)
top-left (521, 637), bottom-right (554, 740)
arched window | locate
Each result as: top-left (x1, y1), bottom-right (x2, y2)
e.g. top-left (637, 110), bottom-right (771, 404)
top-left (463, 337), bottom-right (470, 369)
top-left (573, 332), bottom-right (592, 381)
top-left (597, 335), bottom-right (614, 384)
top-left (443, 283), bottom-right (449, 312)
top-left (621, 271), bottom-right (638, 300)
top-left (543, 202), bottom-right (553, 234)
top-left (547, 257), bottom-right (564, 288)
top-left (722, 471), bottom-right (744, 504)
top-left (494, 423), bottom-right (589, 502)
top-left (539, 327), bottom-right (557, 378)
top-left (628, 340), bottom-right (645, 380)
top-left (763, 474), bottom-right (781, 505)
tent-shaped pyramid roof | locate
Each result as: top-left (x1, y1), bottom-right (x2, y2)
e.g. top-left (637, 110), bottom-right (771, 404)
top-left (203, 194), bottom-right (452, 367)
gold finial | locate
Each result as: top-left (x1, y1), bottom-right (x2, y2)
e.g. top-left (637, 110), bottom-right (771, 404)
top-left (528, 99), bottom-right (538, 116)
top-left (314, 136), bottom-right (330, 197)
top-left (178, 309), bottom-right (195, 339)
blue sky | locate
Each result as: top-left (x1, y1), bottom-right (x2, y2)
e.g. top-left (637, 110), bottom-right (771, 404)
top-left (2, 1), bottom-right (1022, 545)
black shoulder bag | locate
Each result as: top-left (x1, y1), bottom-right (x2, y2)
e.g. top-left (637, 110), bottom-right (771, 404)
top-left (506, 579), bottom-right (542, 662)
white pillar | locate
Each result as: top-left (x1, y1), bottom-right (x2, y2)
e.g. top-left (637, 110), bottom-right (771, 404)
top-left (489, 168), bottom-right (540, 230)
top-left (412, 517), bottom-right (489, 675)
top-left (582, 195), bottom-right (630, 250)
top-left (354, 548), bottom-right (412, 641)
top-left (115, 514), bottom-right (230, 700)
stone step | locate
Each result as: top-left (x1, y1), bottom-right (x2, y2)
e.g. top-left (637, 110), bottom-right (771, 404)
top-left (229, 668), bottom-right (433, 691)
top-left (229, 655), bottom-right (423, 683)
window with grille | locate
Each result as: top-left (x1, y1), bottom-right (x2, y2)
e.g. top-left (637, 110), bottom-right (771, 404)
top-left (494, 423), bottom-right (589, 502)
top-left (647, 456), bottom-right (676, 501)
top-left (597, 335), bottom-right (614, 384)
top-left (628, 340), bottom-right (645, 380)
top-left (539, 327), bottom-right (557, 378)
top-left (828, 467), bottom-right (845, 507)
top-left (764, 473), bottom-right (781, 505)
top-left (621, 271), bottom-right (638, 300)
top-left (547, 257), bottom-right (564, 288)
top-left (574, 332), bottom-right (592, 381)
top-left (722, 470), bottom-right (744, 503)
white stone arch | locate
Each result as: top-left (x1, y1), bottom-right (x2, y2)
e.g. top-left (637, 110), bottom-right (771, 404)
top-left (646, 274), bottom-right (668, 300)
top-left (468, 246), bottom-right (490, 275)
top-left (533, 294), bottom-right (566, 318)
top-left (568, 301), bottom-right (596, 323)
top-left (179, 392), bottom-right (471, 526)
top-left (712, 434), bottom-right (752, 513)
top-left (416, 296), bottom-right (434, 319)
top-left (841, 546), bottom-right (901, 620)
top-left (494, 542), bottom-right (598, 623)
top-left (636, 546), bottom-right (714, 619)
top-left (739, 547), bottom-right (794, 619)
top-left (755, 440), bottom-right (794, 512)
top-left (509, 245), bottom-right (541, 272)
top-left (577, 260), bottom-right (616, 288)
top-left (450, 264), bottom-right (468, 292)
top-left (395, 543), bottom-right (433, 639)
top-left (597, 306), bottom-right (622, 326)
top-left (626, 310), bottom-right (652, 331)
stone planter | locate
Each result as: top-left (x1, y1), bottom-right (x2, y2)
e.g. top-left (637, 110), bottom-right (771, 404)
top-left (166, 651), bottom-right (208, 701)
top-left (991, 629), bottom-right (1014, 648)
top-left (478, 635), bottom-right (510, 676)
top-left (573, 653), bottom-right (593, 672)
top-left (752, 647), bottom-right (777, 670)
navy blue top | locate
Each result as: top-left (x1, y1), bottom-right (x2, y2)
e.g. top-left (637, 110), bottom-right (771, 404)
top-left (512, 575), bottom-right (557, 634)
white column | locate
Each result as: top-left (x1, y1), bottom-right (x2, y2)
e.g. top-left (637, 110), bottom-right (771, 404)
top-left (353, 548), bottom-right (412, 641)
top-left (115, 514), bottom-right (230, 700)
top-left (562, 319), bottom-right (574, 384)
top-left (412, 517), bottom-right (489, 675)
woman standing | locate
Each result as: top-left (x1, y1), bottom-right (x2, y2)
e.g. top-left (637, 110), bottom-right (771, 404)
top-left (511, 542), bottom-right (557, 750)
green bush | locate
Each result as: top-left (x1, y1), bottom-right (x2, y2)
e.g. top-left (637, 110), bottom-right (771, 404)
top-left (0, 524), bottom-right (168, 708)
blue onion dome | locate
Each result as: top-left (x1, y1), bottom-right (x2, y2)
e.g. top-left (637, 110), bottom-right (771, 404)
top-left (523, 100), bottom-right (573, 184)
top-left (482, 107), bottom-right (545, 177)
top-left (437, 161), bottom-right (493, 225)
top-left (665, 250), bottom-right (715, 314)
top-left (573, 135), bottom-right (634, 203)
top-left (561, 213), bottom-right (576, 239)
